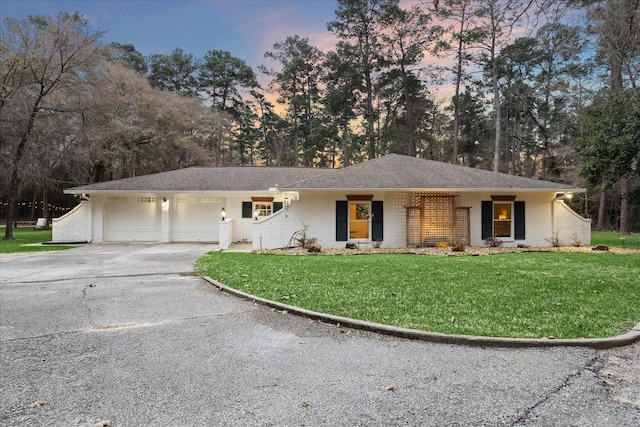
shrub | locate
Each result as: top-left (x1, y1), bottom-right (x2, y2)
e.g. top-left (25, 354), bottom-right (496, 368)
top-left (545, 231), bottom-right (561, 247)
top-left (571, 233), bottom-right (582, 247)
top-left (483, 236), bottom-right (504, 247)
top-left (289, 222), bottom-right (317, 248)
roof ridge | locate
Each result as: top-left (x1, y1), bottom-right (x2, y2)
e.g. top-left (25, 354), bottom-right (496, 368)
top-left (283, 154), bottom-right (404, 188)
top-left (190, 165), bottom-right (327, 170)
top-left (283, 167), bottom-right (344, 188)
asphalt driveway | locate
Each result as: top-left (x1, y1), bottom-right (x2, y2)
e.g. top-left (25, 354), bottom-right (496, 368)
top-left (1, 244), bottom-right (639, 426)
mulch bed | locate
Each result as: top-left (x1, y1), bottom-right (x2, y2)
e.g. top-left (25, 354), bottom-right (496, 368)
top-left (260, 245), bottom-right (639, 256)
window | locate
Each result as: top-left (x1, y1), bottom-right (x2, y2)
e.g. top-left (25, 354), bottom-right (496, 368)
top-left (337, 200), bottom-right (383, 242)
top-left (254, 202), bottom-right (272, 218)
top-left (349, 202), bottom-right (370, 239)
top-left (242, 202), bottom-right (252, 218)
top-left (493, 202), bottom-right (513, 238)
top-left (136, 196), bottom-right (156, 203)
top-left (482, 199), bottom-right (525, 241)
top-left (243, 197), bottom-right (279, 219)
top-left (108, 196), bottom-right (129, 203)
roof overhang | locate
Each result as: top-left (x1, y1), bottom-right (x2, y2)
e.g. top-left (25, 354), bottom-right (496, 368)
top-left (66, 187), bottom-right (585, 195)
top-left (63, 189), bottom-right (285, 195)
top-left (286, 187), bottom-right (586, 193)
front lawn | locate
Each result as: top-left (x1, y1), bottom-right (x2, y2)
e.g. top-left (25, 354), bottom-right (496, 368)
top-left (0, 227), bottom-right (73, 253)
top-left (195, 251), bottom-right (640, 339)
top-left (592, 230), bottom-right (640, 250)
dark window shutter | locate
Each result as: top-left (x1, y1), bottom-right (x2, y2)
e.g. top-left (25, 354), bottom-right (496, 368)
top-left (372, 201), bottom-right (383, 241)
top-left (514, 201), bottom-right (525, 240)
top-left (273, 201), bottom-right (283, 212)
top-left (242, 201), bottom-right (252, 218)
top-left (481, 201), bottom-right (493, 239)
top-left (336, 201), bottom-right (348, 241)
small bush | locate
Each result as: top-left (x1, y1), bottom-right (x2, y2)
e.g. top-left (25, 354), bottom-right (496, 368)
top-left (545, 231), bottom-right (561, 247)
top-left (290, 222), bottom-right (317, 248)
top-left (452, 243), bottom-right (465, 252)
top-left (570, 233), bottom-right (582, 247)
top-left (483, 236), bottom-right (503, 247)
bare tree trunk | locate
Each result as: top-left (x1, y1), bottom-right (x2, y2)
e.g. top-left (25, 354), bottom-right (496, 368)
top-left (492, 40), bottom-right (501, 173)
top-left (401, 69), bottom-right (416, 157)
top-left (620, 175), bottom-right (630, 234)
top-left (451, 3), bottom-right (467, 165)
top-left (42, 181), bottom-right (50, 221)
top-left (366, 72), bottom-right (376, 160)
top-left (597, 182), bottom-right (608, 230)
top-left (4, 98), bottom-right (42, 240)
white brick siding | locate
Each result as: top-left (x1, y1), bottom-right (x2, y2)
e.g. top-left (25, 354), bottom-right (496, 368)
top-left (253, 190), bottom-right (591, 250)
top-left (52, 200), bottom-right (92, 243)
top-left (553, 200), bottom-right (592, 246)
top-left (59, 190), bottom-right (590, 249)
top-left (219, 218), bottom-right (233, 250)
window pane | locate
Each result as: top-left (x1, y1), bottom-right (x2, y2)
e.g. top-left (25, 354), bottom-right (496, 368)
top-left (493, 204), bottom-right (511, 220)
top-left (349, 203), bottom-right (369, 239)
top-left (493, 203), bottom-right (512, 238)
top-left (254, 203), bottom-right (272, 217)
top-left (494, 221), bottom-right (511, 237)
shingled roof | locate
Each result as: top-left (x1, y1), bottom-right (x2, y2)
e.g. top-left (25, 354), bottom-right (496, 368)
top-left (283, 154), bottom-right (583, 192)
top-left (66, 154), bottom-right (583, 194)
top-left (65, 166), bottom-right (329, 193)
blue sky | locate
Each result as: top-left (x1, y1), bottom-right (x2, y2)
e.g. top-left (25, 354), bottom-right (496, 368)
top-left (1, 0), bottom-right (341, 69)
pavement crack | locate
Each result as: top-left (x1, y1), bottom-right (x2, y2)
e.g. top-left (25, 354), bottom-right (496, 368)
top-left (512, 354), bottom-right (601, 425)
top-left (4, 271), bottom-right (199, 285)
top-left (1, 312), bottom-right (248, 344)
top-left (80, 283), bottom-right (95, 326)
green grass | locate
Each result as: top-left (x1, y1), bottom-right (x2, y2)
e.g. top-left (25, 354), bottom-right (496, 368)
top-left (0, 227), bottom-right (73, 253)
top-left (592, 230), bottom-right (640, 250)
top-left (195, 251), bottom-right (640, 339)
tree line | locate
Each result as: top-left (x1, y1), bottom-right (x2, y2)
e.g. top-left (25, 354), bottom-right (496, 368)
top-left (1, 0), bottom-right (639, 240)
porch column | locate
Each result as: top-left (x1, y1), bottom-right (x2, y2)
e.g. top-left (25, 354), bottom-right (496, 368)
top-left (219, 218), bottom-right (233, 250)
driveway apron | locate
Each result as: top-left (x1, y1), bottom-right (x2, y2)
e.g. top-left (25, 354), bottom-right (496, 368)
top-left (1, 244), bottom-right (638, 426)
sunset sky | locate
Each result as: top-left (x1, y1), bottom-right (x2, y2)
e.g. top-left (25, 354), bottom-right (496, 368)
top-left (3, 0), bottom-right (568, 102)
top-left (1, 0), bottom-right (349, 70)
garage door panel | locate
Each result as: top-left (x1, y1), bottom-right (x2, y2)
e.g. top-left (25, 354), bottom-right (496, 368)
top-left (105, 196), bottom-right (161, 242)
top-left (171, 197), bottom-right (221, 242)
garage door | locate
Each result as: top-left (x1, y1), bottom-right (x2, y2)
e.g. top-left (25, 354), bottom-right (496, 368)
top-left (171, 197), bottom-right (222, 242)
top-left (105, 196), bottom-right (161, 242)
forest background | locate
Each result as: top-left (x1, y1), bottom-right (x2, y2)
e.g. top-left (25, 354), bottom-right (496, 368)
top-left (1, 0), bottom-right (639, 240)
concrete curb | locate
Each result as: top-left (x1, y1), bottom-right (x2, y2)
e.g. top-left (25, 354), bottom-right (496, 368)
top-left (202, 276), bottom-right (640, 349)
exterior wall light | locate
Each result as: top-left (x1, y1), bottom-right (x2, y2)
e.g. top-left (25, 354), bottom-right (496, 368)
top-left (220, 207), bottom-right (226, 221)
top-left (555, 192), bottom-right (574, 201)
top-left (161, 197), bottom-right (169, 211)
top-left (254, 208), bottom-right (260, 221)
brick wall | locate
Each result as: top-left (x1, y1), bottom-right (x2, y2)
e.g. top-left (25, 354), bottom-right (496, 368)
top-left (52, 201), bottom-right (92, 243)
top-left (252, 191), bottom-right (591, 250)
top-left (219, 218), bottom-right (233, 250)
top-left (553, 200), bottom-right (592, 246)
top-left (252, 192), bottom-right (393, 250)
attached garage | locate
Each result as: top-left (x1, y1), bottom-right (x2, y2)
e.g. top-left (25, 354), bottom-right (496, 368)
top-left (171, 197), bottom-right (222, 242)
top-left (105, 196), bottom-right (161, 242)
